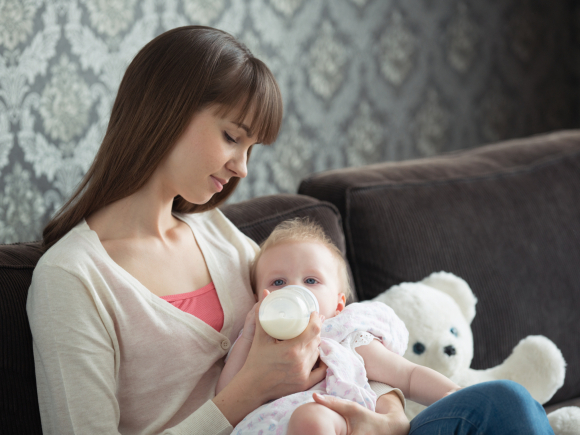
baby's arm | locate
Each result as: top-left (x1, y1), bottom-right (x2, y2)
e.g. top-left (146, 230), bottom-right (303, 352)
top-left (356, 340), bottom-right (461, 406)
top-left (216, 334), bottom-right (253, 395)
top-left (215, 304), bottom-right (257, 395)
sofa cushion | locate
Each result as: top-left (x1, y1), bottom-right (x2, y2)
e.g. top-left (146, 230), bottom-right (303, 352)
top-left (299, 130), bottom-right (580, 406)
top-left (0, 242), bottom-right (44, 434)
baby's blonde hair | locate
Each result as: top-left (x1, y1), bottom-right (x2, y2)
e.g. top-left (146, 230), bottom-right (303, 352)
top-left (250, 218), bottom-right (352, 300)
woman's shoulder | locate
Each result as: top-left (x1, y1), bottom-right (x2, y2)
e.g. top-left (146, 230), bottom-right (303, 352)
top-left (174, 208), bottom-right (259, 265)
top-left (175, 208), bottom-right (257, 246)
top-left (37, 219), bottom-right (103, 273)
top-left (174, 207), bottom-right (229, 229)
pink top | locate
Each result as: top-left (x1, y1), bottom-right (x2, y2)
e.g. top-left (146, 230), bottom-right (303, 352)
top-left (160, 282), bottom-right (224, 332)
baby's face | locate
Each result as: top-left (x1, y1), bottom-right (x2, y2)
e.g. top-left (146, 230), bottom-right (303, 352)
top-left (255, 241), bottom-right (346, 320)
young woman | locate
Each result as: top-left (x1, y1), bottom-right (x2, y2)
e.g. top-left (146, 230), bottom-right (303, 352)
top-left (26, 26), bottom-right (552, 435)
top-left (26, 26), bottom-right (407, 435)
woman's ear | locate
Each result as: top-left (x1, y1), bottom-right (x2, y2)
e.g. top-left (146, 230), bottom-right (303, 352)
top-left (335, 293), bottom-right (346, 316)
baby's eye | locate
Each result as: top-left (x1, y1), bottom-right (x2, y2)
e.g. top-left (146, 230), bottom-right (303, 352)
top-left (304, 278), bottom-right (317, 285)
top-left (273, 279), bottom-right (285, 286)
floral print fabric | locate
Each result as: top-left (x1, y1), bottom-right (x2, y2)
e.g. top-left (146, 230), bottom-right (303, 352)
top-left (232, 301), bottom-right (408, 435)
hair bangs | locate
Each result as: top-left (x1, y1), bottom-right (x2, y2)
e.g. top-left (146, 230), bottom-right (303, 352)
top-left (213, 57), bottom-right (283, 145)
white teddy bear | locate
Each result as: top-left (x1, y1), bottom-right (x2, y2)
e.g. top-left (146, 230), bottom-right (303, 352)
top-left (372, 271), bottom-right (580, 434)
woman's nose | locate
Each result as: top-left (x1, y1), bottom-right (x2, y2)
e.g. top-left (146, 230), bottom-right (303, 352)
top-left (228, 151), bottom-right (248, 178)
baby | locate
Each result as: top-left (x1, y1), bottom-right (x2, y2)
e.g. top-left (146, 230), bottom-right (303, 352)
top-left (217, 218), bottom-right (461, 435)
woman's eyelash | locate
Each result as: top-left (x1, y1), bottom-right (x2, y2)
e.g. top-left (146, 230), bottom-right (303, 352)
top-left (224, 132), bottom-right (237, 143)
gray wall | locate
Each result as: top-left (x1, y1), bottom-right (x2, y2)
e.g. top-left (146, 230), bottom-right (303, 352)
top-left (0, 0), bottom-right (577, 243)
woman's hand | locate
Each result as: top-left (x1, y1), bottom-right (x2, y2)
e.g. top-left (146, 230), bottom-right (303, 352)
top-left (213, 290), bottom-right (326, 426)
top-left (240, 290), bottom-right (326, 402)
top-left (312, 391), bottom-right (410, 435)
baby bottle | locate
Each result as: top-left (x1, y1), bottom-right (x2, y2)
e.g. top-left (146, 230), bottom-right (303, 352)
top-left (259, 285), bottom-right (320, 340)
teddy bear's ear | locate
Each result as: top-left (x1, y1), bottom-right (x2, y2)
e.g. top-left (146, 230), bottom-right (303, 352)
top-left (421, 271), bottom-right (478, 324)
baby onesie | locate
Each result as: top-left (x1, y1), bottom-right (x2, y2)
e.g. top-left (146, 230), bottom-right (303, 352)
top-left (231, 301), bottom-right (409, 435)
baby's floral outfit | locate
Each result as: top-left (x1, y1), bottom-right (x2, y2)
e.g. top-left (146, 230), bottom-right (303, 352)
top-left (231, 301), bottom-right (408, 435)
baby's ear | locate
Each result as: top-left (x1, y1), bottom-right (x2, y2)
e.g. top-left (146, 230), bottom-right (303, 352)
top-left (335, 293), bottom-right (346, 315)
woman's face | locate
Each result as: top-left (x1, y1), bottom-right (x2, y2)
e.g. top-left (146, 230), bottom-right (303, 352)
top-left (157, 106), bottom-right (256, 205)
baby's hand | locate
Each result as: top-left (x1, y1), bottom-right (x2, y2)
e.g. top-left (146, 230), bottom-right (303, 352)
top-left (241, 299), bottom-right (260, 343)
top-left (444, 387), bottom-right (463, 397)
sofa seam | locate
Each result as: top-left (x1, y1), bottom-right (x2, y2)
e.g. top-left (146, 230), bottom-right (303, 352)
top-left (0, 264), bottom-right (38, 269)
top-left (234, 202), bottom-right (343, 231)
top-left (344, 189), bottom-right (362, 299)
top-left (350, 149), bottom-right (580, 194)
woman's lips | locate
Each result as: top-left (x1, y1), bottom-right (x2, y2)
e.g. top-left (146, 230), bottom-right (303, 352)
top-left (211, 176), bottom-right (225, 192)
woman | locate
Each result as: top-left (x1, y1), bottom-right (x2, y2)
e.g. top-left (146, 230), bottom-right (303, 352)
top-left (27, 26), bottom-right (552, 435)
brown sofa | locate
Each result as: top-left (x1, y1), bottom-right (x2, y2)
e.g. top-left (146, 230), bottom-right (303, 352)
top-left (2, 130), bottom-right (579, 433)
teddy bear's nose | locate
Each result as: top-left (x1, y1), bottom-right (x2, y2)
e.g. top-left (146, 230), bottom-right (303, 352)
top-left (444, 345), bottom-right (456, 356)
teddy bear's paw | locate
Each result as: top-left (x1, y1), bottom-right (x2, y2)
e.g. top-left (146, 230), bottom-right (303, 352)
top-left (506, 336), bottom-right (566, 404)
top-left (548, 406), bottom-right (580, 435)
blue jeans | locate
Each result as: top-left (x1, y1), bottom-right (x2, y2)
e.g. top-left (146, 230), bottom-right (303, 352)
top-left (409, 380), bottom-right (554, 434)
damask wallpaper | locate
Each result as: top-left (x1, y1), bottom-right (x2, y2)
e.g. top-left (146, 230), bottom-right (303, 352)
top-left (0, 0), bottom-right (577, 243)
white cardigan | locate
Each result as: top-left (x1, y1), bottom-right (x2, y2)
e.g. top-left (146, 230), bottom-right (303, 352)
top-left (27, 208), bottom-right (402, 435)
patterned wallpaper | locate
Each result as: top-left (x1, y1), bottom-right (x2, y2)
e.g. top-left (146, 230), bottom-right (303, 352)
top-left (0, 0), bottom-right (577, 243)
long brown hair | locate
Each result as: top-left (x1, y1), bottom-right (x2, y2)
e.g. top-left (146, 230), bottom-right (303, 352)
top-left (42, 26), bottom-right (283, 251)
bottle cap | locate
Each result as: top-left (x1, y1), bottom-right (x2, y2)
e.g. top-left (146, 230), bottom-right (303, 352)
top-left (259, 285), bottom-right (319, 340)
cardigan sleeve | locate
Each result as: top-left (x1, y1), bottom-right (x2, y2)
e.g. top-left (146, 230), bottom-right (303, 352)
top-left (162, 400), bottom-right (232, 435)
top-left (27, 263), bottom-right (121, 435)
top-left (27, 262), bottom-right (236, 435)
top-left (369, 382), bottom-right (406, 410)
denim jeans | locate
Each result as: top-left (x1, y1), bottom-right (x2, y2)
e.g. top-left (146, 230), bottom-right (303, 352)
top-left (409, 380), bottom-right (554, 434)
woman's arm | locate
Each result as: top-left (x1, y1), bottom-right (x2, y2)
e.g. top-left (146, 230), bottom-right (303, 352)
top-left (356, 339), bottom-right (461, 406)
top-left (28, 264), bottom-right (246, 435)
top-left (27, 265), bottom-right (122, 435)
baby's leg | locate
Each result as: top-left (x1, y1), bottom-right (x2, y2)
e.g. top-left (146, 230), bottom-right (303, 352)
top-left (287, 402), bottom-right (347, 435)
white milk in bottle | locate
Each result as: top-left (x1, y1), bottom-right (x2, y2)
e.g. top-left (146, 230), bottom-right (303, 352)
top-left (259, 285), bottom-right (319, 340)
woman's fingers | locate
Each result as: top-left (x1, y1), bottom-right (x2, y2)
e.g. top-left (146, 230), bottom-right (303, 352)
top-left (294, 311), bottom-right (322, 374)
top-left (313, 393), bottom-right (411, 435)
top-left (252, 290), bottom-right (275, 343)
top-left (308, 359), bottom-right (327, 386)
top-left (313, 393), bottom-right (357, 418)
top-left (298, 311), bottom-right (322, 343)
top-left (240, 290), bottom-right (326, 401)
